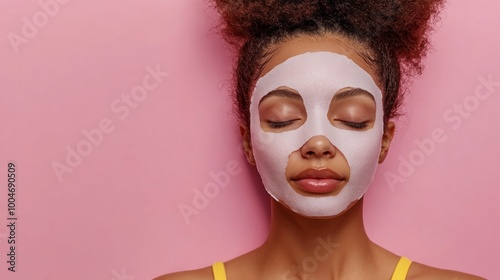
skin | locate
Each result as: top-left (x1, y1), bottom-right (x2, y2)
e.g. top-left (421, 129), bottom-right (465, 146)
top-left (155, 34), bottom-right (485, 280)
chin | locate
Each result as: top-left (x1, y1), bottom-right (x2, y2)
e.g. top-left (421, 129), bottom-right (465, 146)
top-left (277, 197), bottom-right (362, 219)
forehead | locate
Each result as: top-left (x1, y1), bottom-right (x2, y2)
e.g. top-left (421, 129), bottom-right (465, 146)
top-left (257, 34), bottom-right (381, 89)
top-left (253, 51), bottom-right (382, 106)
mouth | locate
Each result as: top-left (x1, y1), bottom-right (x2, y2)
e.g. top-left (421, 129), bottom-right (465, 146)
top-left (291, 168), bottom-right (344, 194)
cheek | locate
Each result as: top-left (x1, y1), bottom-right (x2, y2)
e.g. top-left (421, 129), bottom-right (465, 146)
top-left (336, 131), bottom-right (383, 178)
top-left (249, 129), bottom-right (275, 155)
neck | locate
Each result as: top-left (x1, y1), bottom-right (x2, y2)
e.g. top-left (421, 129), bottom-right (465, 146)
top-left (257, 197), bottom-right (378, 279)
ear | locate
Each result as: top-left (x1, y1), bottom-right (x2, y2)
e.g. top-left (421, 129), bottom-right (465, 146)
top-left (378, 121), bottom-right (395, 163)
top-left (240, 124), bottom-right (256, 165)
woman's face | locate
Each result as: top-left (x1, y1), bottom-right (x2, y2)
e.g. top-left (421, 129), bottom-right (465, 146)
top-left (243, 34), bottom-right (395, 218)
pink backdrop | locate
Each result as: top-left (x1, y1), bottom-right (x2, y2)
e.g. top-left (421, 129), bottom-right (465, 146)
top-left (1, 1), bottom-right (499, 279)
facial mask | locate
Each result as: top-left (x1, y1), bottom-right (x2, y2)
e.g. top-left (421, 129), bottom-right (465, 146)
top-left (249, 51), bottom-right (384, 217)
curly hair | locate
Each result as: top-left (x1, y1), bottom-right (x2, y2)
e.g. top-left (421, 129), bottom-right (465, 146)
top-left (211, 0), bottom-right (445, 128)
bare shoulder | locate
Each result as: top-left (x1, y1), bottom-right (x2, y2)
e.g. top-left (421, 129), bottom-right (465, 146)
top-left (408, 261), bottom-right (486, 280)
top-left (153, 266), bottom-right (213, 280)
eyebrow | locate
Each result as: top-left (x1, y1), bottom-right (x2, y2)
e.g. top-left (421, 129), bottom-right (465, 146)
top-left (259, 87), bottom-right (375, 104)
top-left (332, 88), bottom-right (375, 102)
top-left (259, 88), bottom-right (303, 104)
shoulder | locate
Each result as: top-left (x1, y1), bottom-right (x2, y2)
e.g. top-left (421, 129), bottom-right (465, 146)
top-left (408, 261), bottom-right (485, 280)
top-left (153, 266), bottom-right (213, 280)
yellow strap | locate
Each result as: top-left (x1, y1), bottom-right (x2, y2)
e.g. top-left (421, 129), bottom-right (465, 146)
top-left (390, 256), bottom-right (412, 280)
top-left (213, 258), bottom-right (410, 280)
top-left (212, 262), bottom-right (227, 280)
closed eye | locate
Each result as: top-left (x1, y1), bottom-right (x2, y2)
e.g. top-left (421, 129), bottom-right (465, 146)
top-left (336, 120), bottom-right (369, 130)
top-left (266, 119), bottom-right (298, 129)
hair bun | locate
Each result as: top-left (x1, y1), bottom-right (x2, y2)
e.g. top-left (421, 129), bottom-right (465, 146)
top-left (213, 0), bottom-right (329, 42)
top-left (213, 0), bottom-right (444, 74)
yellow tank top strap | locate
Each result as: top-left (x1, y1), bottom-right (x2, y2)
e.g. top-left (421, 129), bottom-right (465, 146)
top-left (390, 256), bottom-right (413, 280)
top-left (212, 257), bottom-right (410, 280)
top-left (212, 262), bottom-right (227, 280)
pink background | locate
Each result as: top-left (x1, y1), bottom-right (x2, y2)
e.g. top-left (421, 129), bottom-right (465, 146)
top-left (1, 1), bottom-right (499, 279)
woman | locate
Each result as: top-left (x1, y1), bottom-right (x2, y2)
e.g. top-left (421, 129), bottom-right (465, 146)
top-left (156, 0), bottom-right (485, 279)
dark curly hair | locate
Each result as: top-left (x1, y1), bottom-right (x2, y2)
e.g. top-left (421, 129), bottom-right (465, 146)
top-left (211, 0), bottom-right (445, 128)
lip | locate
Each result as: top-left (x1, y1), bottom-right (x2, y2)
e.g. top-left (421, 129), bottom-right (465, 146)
top-left (292, 169), bottom-right (344, 194)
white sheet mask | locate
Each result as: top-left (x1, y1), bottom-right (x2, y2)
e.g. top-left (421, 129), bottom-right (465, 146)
top-left (249, 51), bottom-right (384, 217)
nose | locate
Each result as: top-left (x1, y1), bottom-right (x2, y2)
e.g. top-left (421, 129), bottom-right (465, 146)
top-left (300, 135), bottom-right (336, 159)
